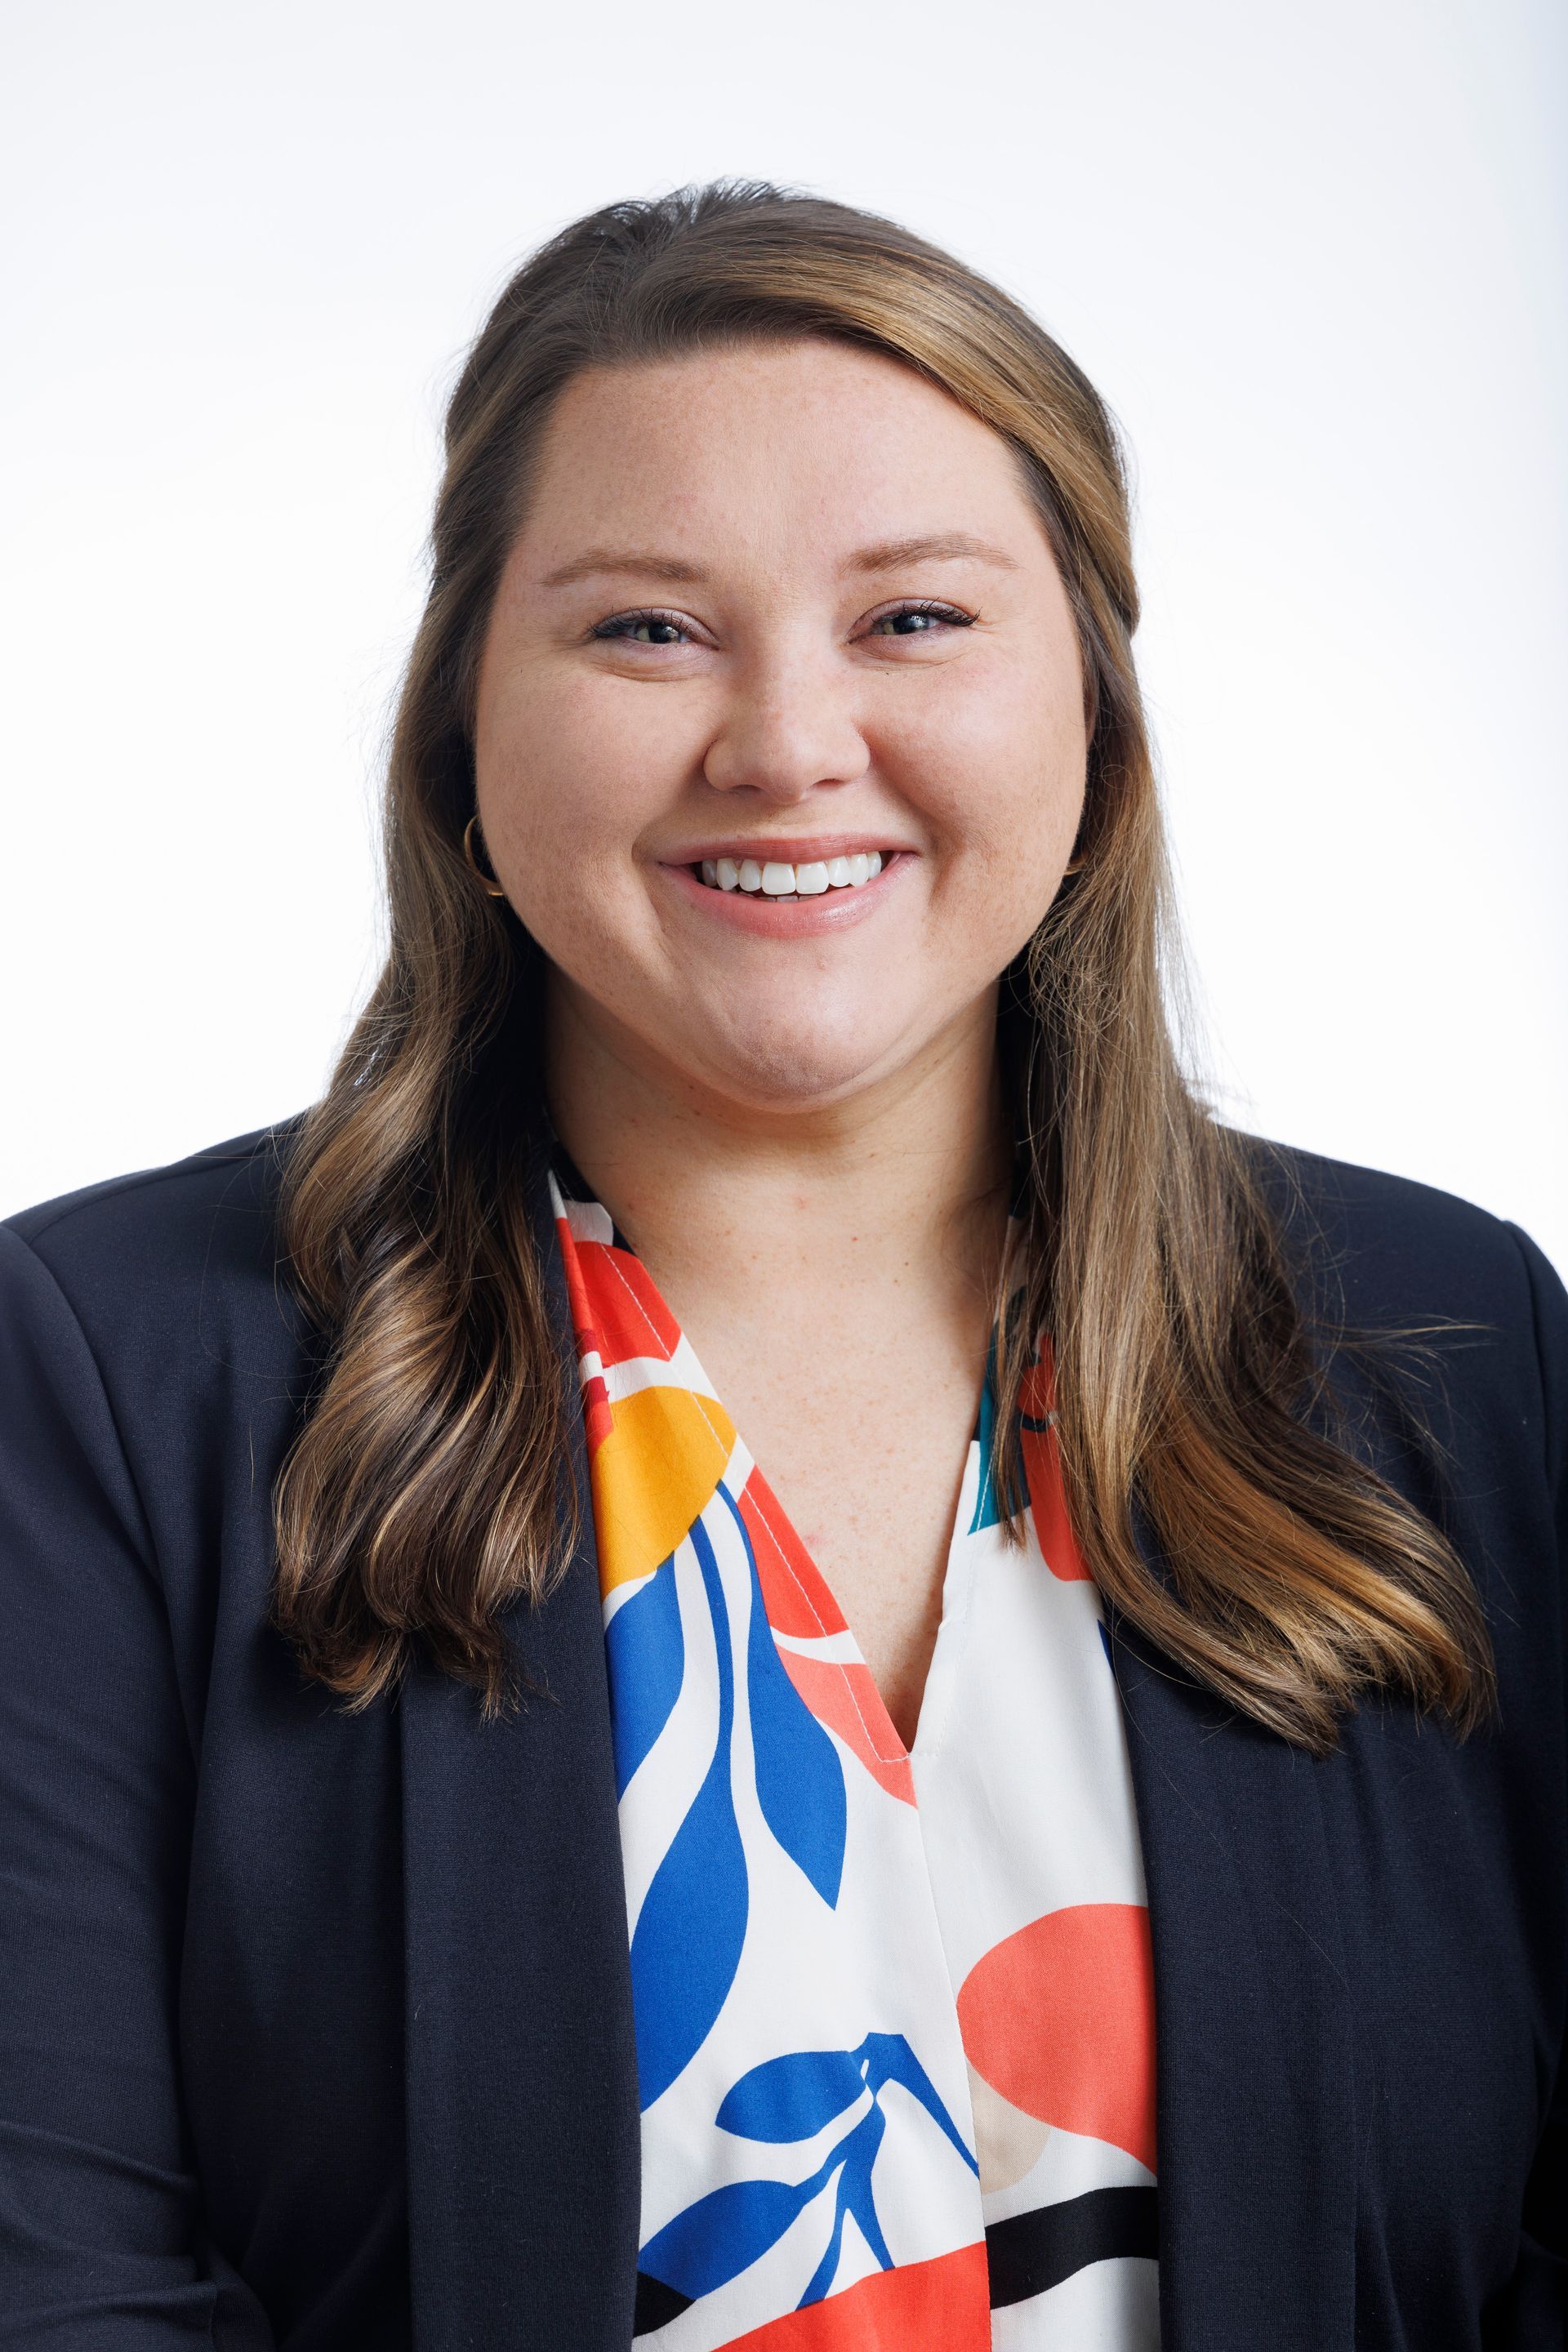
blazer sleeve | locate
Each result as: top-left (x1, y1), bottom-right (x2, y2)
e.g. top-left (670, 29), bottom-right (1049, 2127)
top-left (0, 1227), bottom-right (274, 2347)
top-left (1484, 1222), bottom-right (1568, 2349)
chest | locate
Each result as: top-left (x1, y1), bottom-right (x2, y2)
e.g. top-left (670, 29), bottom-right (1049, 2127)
top-left (667, 1298), bottom-right (993, 1745)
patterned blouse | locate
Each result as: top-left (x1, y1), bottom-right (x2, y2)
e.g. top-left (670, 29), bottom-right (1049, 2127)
top-left (550, 1161), bottom-right (1160, 2350)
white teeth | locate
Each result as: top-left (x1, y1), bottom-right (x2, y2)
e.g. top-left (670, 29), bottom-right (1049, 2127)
top-left (697, 851), bottom-right (891, 896)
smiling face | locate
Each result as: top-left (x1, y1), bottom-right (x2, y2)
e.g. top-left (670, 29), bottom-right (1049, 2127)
top-left (473, 336), bottom-right (1089, 1120)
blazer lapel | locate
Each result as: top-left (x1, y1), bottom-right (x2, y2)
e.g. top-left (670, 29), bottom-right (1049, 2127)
top-left (1110, 1593), bottom-right (1357, 2351)
top-left (400, 1147), bottom-right (639, 2351)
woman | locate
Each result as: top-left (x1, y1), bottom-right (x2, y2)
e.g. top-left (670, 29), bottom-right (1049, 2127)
top-left (0, 182), bottom-right (1561, 2352)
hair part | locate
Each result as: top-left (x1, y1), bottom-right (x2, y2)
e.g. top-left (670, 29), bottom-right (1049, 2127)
top-left (273, 180), bottom-right (1494, 1753)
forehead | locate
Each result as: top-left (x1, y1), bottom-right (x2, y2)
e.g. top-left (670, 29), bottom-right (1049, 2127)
top-left (516, 337), bottom-right (1045, 564)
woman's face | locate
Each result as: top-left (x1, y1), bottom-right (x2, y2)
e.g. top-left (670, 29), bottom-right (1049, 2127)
top-left (474, 336), bottom-right (1089, 1116)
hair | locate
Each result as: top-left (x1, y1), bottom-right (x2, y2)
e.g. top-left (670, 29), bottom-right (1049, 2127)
top-left (272, 179), bottom-right (1494, 1753)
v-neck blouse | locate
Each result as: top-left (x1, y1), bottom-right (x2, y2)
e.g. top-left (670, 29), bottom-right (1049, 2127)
top-left (550, 1168), bottom-right (1160, 2350)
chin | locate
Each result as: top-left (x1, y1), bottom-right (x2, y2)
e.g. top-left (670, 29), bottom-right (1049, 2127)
top-left (692, 1018), bottom-right (902, 1113)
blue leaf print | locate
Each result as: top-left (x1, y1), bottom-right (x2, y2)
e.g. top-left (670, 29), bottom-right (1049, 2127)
top-left (647, 2075), bottom-right (893, 2310)
top-left (716, 2047), bottom-right (866, 2143)
top-left (720, 1486), bottom-right (846, 1908)
top-left (659, 2031), bottom-right (975, 2314)
top-left (640, 2172), bottom-right (821, 2301)
top-left (629, 1522), bottom-right (747, 2109)
top-left (604, 1554), bottom-right (684, 1798)
top-left (798, 2101), bottom-right (890, 2308)
top-left (862, 2032), bottom-right (978, 2175)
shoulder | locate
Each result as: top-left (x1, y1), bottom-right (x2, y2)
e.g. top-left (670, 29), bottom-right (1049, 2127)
top-left (1250, 1135), bottom-right (1555, 1332)
top-left (0, 1120), bottom-right (323, 1677)
top-left (1249, 1135), bottom-right (1566, 1383)
top-left (1245, 1134), bottom-right (1566, 1517)
top-left (7, 1116), bottom-right (298, 1267)
top-left (2, 1116), bottom-right (312, 1409)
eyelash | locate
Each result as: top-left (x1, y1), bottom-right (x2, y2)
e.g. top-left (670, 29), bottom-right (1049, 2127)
top-left (590, 598), bottom-right (976, 645)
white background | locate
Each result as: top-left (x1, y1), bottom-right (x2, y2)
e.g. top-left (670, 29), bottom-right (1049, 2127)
top-left (3, 0), bottom-right (1564, 1266)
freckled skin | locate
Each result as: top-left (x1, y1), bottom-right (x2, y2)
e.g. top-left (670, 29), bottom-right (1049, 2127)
top-left (472, 339), bottom-right (1089, 1743)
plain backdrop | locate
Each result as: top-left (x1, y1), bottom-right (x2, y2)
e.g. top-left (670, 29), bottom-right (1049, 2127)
top-left (3, 0), bottom-right (1565, 1267)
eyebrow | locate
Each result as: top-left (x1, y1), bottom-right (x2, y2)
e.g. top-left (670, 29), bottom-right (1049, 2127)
top-left (846, 532), bottom-right (1020, 577)
top-left (538, 530), bottom-right (1020, 590)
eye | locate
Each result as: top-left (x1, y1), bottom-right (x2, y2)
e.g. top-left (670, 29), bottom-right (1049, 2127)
top-left (591, 608), bottom-right (693, 646)
top-left (865, 599), bottom-right (975, 639)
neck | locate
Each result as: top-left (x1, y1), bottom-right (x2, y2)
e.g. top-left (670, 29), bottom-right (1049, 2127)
top-left (541, 982), bottom-right (1012, 1307)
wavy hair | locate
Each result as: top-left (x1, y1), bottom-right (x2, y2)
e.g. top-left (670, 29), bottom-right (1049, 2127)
top-left (273, 180), bottom-right (1493, 1753)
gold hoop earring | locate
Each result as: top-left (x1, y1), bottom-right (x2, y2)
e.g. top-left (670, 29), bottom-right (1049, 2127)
top-left (463, 815), bottom-right (508, 899)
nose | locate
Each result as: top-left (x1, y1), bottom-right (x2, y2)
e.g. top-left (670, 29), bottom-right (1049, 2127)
top-left (701, 648), bottom-right (871, 804)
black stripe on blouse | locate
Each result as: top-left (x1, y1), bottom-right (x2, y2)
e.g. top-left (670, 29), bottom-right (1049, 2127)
top-left (985, 2184), bottom-right (1159, 2307)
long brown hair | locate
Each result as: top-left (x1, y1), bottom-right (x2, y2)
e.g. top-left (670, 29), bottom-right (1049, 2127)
top-left (273, 181), bottom-right (1493, 1753)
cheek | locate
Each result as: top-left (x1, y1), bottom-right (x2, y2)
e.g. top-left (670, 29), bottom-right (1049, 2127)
top-left (478, 671), bottom-right (689, 881)
top-left (888, 659), bottom-right (1085, 898)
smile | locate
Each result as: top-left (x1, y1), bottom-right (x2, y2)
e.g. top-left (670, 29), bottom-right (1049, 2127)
top-left (693, 853), bottom-right (884, 901)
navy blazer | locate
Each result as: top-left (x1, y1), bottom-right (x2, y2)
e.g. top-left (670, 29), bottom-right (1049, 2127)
top-left (0, 1120), bottom-right (1564, 2350)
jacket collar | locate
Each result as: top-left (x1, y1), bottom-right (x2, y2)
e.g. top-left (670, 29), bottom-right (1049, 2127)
top-left (1109, 1587), bottom-right (1356, 2350)
top-left (399, 1130), bottom-right (641, 2350)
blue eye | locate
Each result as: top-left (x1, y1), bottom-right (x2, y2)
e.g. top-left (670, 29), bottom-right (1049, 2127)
top-left (869, 602), bottom-right (973, 637)
top-left (593, 611), bottom-right (689, 645)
